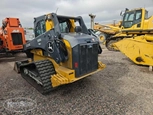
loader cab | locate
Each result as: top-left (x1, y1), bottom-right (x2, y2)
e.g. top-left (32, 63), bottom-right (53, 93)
top-left (34, 13), bottom-right (89, 38)
top-left (122, 8), bottom-right (148, 29)
top-left (57, 15), bottom-right (89, 34)
top-left (58, 19), bottom-right (75, 33)
top-left (58, 18), bottom-right (85, 33)
top-left (34, 14), bottom-right (54, 37)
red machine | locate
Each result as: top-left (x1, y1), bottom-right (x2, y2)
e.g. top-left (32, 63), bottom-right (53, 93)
top-left (0, 18), bottom-right (26, 54)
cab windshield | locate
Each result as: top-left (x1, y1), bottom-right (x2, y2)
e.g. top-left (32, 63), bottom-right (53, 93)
top-left (58, 18), bottom-right (80, 33)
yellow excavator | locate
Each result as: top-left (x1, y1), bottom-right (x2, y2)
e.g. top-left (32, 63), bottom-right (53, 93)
top-left (14, 13), bottom-right (105, 94)
top-left (105, 8), bottom-right (152, 51)
top-left (112, 8), bottom-right (153, 67)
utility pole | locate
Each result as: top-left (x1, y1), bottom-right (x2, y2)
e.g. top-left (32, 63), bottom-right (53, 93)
top-left (89, 14), bottom-right (96, 29)
top-left (113, 20), bottom-right (116, 26)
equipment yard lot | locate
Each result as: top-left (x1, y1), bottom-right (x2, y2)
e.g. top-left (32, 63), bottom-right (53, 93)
top-left (0, 47), bottom-right (153, 115)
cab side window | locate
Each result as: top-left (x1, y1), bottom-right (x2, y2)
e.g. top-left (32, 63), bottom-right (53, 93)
top-left (35, 20), bottom-right (45, 37)
top-left (123, 12), bottom-right (135, 28)
top-left (135, 10), bottom-right (142, 20)
top-left (59, 22), bottom-right (68, 33)
top-left (127, 13), bottom-right (134, 21)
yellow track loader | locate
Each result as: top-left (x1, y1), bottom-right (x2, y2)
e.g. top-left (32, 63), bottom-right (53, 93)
top-left (112, 8), bottom-right (153, 67)
top-left (14, 13), bottom-right (105, 94)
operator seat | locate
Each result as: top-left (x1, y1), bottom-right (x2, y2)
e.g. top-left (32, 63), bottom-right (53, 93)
top-left (65, 27), bottom-right (69, 33)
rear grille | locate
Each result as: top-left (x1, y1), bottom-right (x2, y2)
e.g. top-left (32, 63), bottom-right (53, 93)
top-left (78, 43), bottom-right (98, 77)
top-left (80, 45), bottom-right (87, 75)
top-left (11, 33), bottom-right (23, 45)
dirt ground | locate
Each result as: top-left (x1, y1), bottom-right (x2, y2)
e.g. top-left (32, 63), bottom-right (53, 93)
top-left (0, 46), bottom-right (153, 115)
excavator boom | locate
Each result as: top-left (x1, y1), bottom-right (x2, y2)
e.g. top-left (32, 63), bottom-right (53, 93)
top-left (114, 35), bottom-right (153, 66)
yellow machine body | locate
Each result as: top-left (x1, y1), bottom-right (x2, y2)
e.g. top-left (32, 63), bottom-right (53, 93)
top-left (32, 49), bottom-right (105, 87)
top-left (16, 13), bottom-right (105, 94)
top-left (42, 15), bottom-right (105, 87)
top-left (114, 34), bottom-right (153, 66)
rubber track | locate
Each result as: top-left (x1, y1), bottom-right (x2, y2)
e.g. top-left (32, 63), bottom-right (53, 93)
top-left (35, 59), bottom-right (56, 94)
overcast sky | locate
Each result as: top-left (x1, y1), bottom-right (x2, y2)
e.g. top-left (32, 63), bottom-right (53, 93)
top-left (1, 0), bottom-right (153, 28)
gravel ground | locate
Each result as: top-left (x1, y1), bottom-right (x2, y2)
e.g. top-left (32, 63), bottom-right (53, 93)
top-left (0, 46), bottom-right (153, 115)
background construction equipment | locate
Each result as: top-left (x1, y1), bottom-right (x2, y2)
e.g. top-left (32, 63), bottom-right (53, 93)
top-left (0, 18), bottom-right (26, 56)
top-left (113, 8), bottom-right (153, 69)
